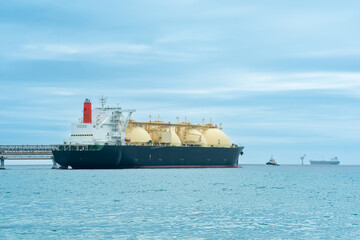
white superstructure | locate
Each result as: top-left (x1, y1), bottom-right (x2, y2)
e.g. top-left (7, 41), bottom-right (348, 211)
top-left (67, 98), bottom-right (234, 148)
top-left (67, 99), bottom-right (135, 145)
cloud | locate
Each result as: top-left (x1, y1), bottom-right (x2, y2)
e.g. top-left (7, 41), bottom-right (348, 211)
top-left (232, 136), bottom-right (301, 144)
top-left (9, 71), bottom-right (360, 102)
top-left (156, 31), bottom-right (217, 44)
top-left (297, 49), bottom-right (360, 58)
top-left (61, 71), bottom-right (358, 99)
top-left (28, 86), bottom-right (78, 96)
top-left (115, 71), bottom-right (360, 97)
top-left (18, 43), bottom-right (150, 58)
top-left (3, 70), bottom-right (360, 104)
top-left (199, 6), bottom-right (254, 18)
top-left (12, 42), bottom-right (204, 63)
top-left (215, 71), bottom-right (360, 93)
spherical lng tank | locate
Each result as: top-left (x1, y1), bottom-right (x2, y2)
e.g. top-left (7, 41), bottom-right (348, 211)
top-left (168, 128), bottom-right (181, 146)
top-left (181, 129), bottom-right (208, 147)
top-left (125, 125), bottom-right (152, 145)
top-left (202, 128), bottom-right (232, 147)
top-left (145, 123), bottom-right (164, 144)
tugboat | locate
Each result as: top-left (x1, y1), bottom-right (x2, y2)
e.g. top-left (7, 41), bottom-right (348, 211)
top-left (266, 156), bottom-right (279, 166)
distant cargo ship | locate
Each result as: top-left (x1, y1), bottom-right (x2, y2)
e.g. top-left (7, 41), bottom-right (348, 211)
top-left (52, 98), bottom-right (244, 169)
top-left (310, 157), bottom-right (340, 165)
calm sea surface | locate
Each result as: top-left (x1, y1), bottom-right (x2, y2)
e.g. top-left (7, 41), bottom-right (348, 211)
top-left (0, 165), bottom-right (359, 239)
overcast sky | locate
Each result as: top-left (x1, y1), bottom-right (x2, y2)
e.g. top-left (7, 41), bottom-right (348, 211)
top-left (1, 0), bottom-right (360, 164)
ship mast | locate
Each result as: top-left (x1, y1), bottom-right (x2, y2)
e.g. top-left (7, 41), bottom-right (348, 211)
top-left (99, 96), bottom-right (107, 109)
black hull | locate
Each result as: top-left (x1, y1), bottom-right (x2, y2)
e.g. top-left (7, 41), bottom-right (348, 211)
top-left (266, 163), bottom-right (279, 166)
top-left (53, 145), bottom-right (243, 169)
top-left (310, 161), bottom-right (340, 165)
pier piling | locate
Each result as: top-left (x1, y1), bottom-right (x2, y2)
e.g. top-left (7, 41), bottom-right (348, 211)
top-left (0, 156), bottom-right (5, 170)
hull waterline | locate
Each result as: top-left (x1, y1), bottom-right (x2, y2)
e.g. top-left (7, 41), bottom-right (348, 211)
top-left (53, 145), bottom-right (244, 169)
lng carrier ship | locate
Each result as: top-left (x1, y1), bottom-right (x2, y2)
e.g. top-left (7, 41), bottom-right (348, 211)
top-left (52, 98), bottom-right (244, 169)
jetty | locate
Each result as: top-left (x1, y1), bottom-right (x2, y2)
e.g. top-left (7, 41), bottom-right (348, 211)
top-left (0, 145), bottom-right (59, 169)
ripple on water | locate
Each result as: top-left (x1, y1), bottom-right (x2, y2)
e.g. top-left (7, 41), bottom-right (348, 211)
top-left (0, 165), bottom-right (359, 239)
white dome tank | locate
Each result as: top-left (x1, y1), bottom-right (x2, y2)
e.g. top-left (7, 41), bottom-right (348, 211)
top-left (183, 129), bottom-right (207, 146)
top-left (169, 128), bottom-right (181, 146)
top-left (203, 128), bottom-right (232, 147)
top-left (125, 126), bottom-right (152, 145)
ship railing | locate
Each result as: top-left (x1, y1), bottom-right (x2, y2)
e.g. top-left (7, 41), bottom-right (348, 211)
top-left (2, 151), bottom-right (53, 155)
top-left (55, 144), bottom-right (107, 151)
top-left (0, 145), bottom-right (59, 152)
top-left (4, 155), bottom-right (54, 160)
top-left (57, 144), bottom-right (90, 151)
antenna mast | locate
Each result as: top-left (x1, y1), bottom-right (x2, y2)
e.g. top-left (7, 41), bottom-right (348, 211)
top-left (99, 96), bottom-right (107, 109)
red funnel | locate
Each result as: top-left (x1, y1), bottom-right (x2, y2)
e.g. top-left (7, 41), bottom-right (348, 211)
top-left (83, 99), bottom-right (92, 123)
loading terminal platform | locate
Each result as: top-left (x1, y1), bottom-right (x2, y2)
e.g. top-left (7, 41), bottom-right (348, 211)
top-left (0, 145), bottom-right (59, 169)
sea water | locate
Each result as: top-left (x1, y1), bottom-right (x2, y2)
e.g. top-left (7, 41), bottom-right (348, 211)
top-left (0, 165), bottom-right (359, 239)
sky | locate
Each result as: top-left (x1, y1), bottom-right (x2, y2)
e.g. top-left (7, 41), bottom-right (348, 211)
top-left (1, 0), bottom-right (360, 165)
